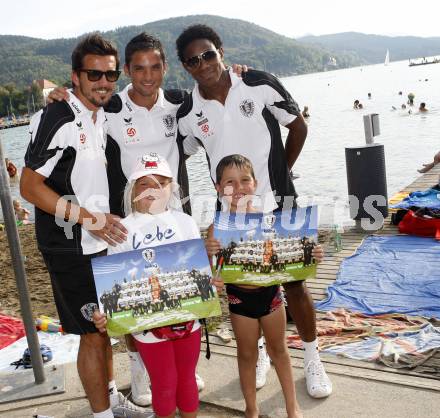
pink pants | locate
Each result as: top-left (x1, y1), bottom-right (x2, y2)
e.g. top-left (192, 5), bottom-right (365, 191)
top-left (135, 328), bottom-right (201, 416)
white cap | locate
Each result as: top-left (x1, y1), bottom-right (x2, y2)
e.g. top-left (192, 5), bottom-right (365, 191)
top-left (128, 153), bottom-right (173, 182)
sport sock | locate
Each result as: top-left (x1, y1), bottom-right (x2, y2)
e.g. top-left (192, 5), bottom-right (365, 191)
top-left (93, 408), bottom-right (114, 418)
top-left (128, 350), bottom-right (146, 376)
top-left (108, 379), bottom-right (118, 396)
top-left (303, 339), bottom-right (320, 365)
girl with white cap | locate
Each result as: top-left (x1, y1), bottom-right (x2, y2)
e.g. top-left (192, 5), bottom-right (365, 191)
top-left (93, 153), bottom-right (222, 418)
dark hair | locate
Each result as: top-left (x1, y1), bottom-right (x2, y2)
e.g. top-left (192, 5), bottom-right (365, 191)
top-left (216, 154), bottom-right (256, 184)
top-left (71, 33), bottom-right (119, 71)
top-left (125, 32), bottom-right (166, 66)
top-left (176, 24), bottom-right (223, 63)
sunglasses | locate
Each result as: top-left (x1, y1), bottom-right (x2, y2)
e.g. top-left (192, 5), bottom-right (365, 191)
top-left (78, 69), bottom-right (121, 82)
top-left (184, 49), bottom-right (218, 69)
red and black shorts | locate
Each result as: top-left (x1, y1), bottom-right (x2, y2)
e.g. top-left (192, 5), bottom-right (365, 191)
top-left (42, 250), bottom-right (106, 335)
top-left (226, 284), bottom-right (284, 319)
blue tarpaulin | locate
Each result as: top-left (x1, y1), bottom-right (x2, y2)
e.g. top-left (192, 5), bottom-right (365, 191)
top-left (390, 188), bottom-right (440, 209)
top-left (316, 235), bottom-right (440, 318)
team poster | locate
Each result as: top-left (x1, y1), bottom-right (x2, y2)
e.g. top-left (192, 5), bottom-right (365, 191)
top-left (214, 206), bottom-right (318, 286)
top-left (92, 239), bottom-right (221, 337)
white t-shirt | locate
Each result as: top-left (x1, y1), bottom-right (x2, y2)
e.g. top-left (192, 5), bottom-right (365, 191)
top-left (108, 209), bottom-right (201, 343)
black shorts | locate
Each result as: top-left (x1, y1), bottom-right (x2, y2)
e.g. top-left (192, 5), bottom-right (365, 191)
top-left (42, 250), bottom-right (106, 335)
top-left (226, 284), bottom-right (284, 319)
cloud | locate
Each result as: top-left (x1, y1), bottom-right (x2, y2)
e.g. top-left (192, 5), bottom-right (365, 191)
top-left (127, 267), bottom-right (138, 278)
top-left (92, 260), bottom-right (126, 275)
top-left (175, 243), bottom-right (199, 266)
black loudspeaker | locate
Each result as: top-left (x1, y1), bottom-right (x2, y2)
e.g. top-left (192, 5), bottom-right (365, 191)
top-left (345, 144), bottom-right (388, 222)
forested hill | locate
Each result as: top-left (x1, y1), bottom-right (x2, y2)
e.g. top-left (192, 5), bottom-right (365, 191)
top-left (298, 32), bottom-right (440, 64)
top-left (0, 15), bottom-right (361, 89)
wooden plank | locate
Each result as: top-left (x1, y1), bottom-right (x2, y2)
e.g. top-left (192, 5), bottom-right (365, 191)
top-left (206, 329), bottom-right (440, 384)
top-left (308, 281), bottom-right (336, 287)
top-left (203, 167), bottom-right (440, 392)
top-left (200, 343), bottom-right (440, 391)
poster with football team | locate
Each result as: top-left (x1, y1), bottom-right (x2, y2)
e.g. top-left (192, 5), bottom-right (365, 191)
top-left (213, 206), bottom-right (318, 286)
top-left (92, 239), bottom-right (221, 337)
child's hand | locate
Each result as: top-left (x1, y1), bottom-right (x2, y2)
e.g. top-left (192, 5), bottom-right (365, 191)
top-left (211, 276), bottom-right (224, 294)
top-left (312, 244), bottom-right (324, 263)
top-left (92, 310), bottom-right (108, 333)
top-left (205, 237), bottom-right (222, 257)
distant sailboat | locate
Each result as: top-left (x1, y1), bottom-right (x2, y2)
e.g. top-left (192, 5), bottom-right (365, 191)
top-left (384, 49), bottom-right (390, 66)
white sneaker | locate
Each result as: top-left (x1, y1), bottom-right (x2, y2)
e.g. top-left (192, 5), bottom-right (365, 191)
top-left (111, 391), bottom-right (154, 418)
top-left (256, 344), bottom-right (270, 389)
top-left (131, 369), bottom-right (152, 407)
top-left (304, 359), bottom-right (333, 398)
top-left (196, 373), bottom-right (205, 391)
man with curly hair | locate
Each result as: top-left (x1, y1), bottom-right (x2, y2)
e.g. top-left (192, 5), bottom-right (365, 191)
top-left (176, 24), bottom-right (332, 399)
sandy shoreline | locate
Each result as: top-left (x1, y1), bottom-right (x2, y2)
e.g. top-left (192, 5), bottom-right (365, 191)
top-left (1, 225), bottom-right (56, 319)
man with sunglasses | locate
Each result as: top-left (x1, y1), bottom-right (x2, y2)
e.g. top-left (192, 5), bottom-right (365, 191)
top-left (176, 25), bottom-right (332, 399)
top-left (21, 34), bottom-right (151, 418)
top-left (47, 31), bottom-right (214, 409)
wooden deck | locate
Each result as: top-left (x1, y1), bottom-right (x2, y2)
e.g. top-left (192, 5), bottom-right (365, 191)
top-left (203, 164), bottom-right (440, 391)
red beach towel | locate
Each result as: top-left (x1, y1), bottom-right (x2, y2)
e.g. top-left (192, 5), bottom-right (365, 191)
top-left (0, 313), bottom-right (25, 350)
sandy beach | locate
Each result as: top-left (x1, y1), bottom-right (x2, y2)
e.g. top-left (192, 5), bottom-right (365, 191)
top-left (1, 225), bottom-right (56, 319)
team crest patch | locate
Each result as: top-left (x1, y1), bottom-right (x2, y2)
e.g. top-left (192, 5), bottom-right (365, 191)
top-left (162, 114), bottom-right (175, 131)
top-left (263, 214), bottom-right (276, 229)
top-left (142, 248), bottom-right (156, 262)
top-left (80, 303), bottom-right (98, 322)
top-left (239, 99), bottom-right (255, 117)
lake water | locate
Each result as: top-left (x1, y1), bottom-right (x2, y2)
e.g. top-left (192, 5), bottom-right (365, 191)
top-left (1, 59), bottom-right (439, 226)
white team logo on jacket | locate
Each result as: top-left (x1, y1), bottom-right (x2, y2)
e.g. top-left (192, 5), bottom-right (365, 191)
top-left (239, 99), bottom-right (255, 117)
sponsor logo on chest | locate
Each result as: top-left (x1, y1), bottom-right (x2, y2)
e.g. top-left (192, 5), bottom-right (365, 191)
top-left (195, 110), bottom-right (214, 138)
top-left (124, 125), bottom-right (143, 145)
top-left (76, 120), bottom-right (90, 150)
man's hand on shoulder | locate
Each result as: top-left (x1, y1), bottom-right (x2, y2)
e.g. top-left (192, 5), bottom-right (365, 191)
top-left (82, 212), bottom-right (127, 246)
top-left (231, 64), bottom-right (249, 77)
top-left (47, 87), bottom-right (69, 103)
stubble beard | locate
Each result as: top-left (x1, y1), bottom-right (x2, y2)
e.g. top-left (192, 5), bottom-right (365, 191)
top-left (80, 84), bottom-right (113, 108)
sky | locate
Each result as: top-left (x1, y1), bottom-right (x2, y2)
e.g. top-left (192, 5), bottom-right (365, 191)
top-left (2, 0), bottom-right (439, 40)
